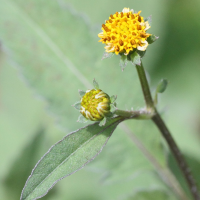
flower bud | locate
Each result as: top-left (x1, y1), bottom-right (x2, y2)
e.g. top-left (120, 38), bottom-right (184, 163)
top-left (80, 89), bottom-right (111, 121)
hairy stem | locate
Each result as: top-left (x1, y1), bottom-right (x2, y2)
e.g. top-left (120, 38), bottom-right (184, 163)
top-left (135, 62), bottom-right (200, 200)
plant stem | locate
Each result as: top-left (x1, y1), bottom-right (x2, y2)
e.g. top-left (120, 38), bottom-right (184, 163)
top-left (135, 62), bottom-right (200, 200)
top-left (114, 109), bottom-right (153, 119)
top-left (152, 112), bottom-right (200, 200)
top-left (135, 62), bottom-right (154, 110)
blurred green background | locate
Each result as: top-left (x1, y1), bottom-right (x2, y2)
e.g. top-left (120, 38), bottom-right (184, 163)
top-left (0, 0), bottom-right (200, 200)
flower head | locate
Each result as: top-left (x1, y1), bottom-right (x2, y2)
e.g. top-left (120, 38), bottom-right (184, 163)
top-left (80, 89), bottom-right (111, 121)
top-left (73, 79), bottom-right (117, 125)
top-left (98, 8), bottom-right (151, 55)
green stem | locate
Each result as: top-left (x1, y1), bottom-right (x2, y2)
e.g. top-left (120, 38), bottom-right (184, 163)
top-left (135, 62), bottom-right (200, 200)
top-left (114, 109), bottom-right (153, 119)
top-left (135, 62), bottom-right (154, 110)
top-left (152, 112), bottom-right (200, 200)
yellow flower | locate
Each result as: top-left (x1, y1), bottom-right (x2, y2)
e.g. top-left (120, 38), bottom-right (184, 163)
top-left (80, 89), bottom-right (111, 121)
top-left (98, 8), bottom-right (151, 55)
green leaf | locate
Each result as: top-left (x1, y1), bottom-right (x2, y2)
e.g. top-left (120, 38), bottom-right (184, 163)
top-left (154, 79), bottom-right (168, 105)
top-left (130, 51), bottom-right (141, 66)
top-left (147, 34), bottom-right (159, 44)
top-left (119, 54), bottom-right (128, 71)
top-left (157, 79), bottom-right (168, 93)
top-left (20, 117), bottom-right (122, 200)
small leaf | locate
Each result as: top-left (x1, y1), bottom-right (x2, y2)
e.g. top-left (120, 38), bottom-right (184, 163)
top-left (99, 117), bottom-right (107, 126)
top-left (144, 15), bottom-right (152, 26)
top-left (130, 51), bottom-right (141, 66)
top-left (78, 90), bottom-right (86, 97)
top-left (72, 101), bottom-right (81, 110)
top-left (102, 52), bottom-right (114, 60)
top-left (93, 78), bottom-right (99, 90)
top-left (157, 79), bottom-right (168, 93)
top-left (77, 114), bottom-right (88, 123)
top-left (119, 54), bottom-right (128, 71)
top-left (20, 117), bottom-right (122, 200)
top-left (147, 34), bottom-right (159, 44)
top-left (110, 95), bottom-right (117, 103)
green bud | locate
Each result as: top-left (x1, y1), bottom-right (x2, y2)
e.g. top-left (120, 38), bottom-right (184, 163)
top-left (80, 89), bottom-right (111, 121)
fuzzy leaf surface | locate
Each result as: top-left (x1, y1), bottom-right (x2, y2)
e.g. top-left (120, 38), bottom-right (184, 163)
top-left (20, 117), bottom-right (122, 200)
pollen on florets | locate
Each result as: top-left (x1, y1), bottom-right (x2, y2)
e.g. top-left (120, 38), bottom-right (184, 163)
top-left (80, 89), bottom-right (111, 121)
top-left (98, 7), bottom-right (151, 55)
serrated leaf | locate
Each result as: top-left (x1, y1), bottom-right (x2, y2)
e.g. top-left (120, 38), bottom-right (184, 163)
top-left (147, 34), bottom-right (159, 44)
top-left (20, 117), bottom-right (123, 200)
top-left (130, 51), bottom-right (141, 66)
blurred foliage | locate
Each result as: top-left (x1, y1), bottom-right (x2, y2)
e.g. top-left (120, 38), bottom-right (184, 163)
top-left (0, 0), bottom-right (200, 200)
top-left (126, 189), bottom-right (177, 200)
top-left (3, 129), bottom-right (57, 200)
top-left (168, 152), bottom-right (200, 200)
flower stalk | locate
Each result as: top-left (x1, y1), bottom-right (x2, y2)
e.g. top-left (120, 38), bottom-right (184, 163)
top-left (135, 62), bottom-right (200, 200)
top-left (135, 62), bottom-right (154, 110)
